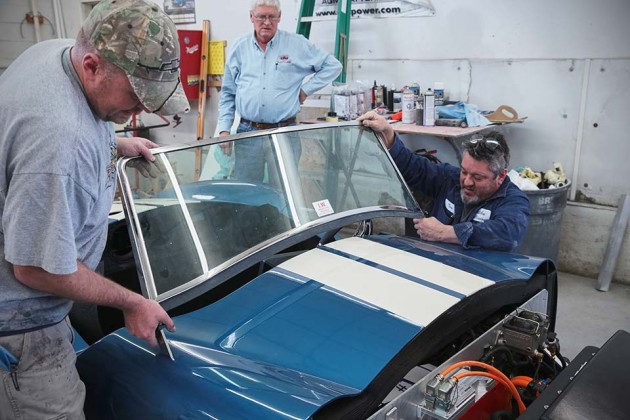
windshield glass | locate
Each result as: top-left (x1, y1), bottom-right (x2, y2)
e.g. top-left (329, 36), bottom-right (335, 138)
top-left (118, 124), bottom-right (419, 301)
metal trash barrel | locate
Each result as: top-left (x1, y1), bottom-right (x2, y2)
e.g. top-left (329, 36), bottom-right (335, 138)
top-left (516, 181), bottom-right (571, 261)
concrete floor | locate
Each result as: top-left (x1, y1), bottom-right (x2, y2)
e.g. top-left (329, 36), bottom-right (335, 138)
top-left (555, 272), bottom-right (630, 360)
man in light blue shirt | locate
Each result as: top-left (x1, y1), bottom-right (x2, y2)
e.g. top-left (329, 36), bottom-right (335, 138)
top-left (218, 0), bottom-right (342, 182)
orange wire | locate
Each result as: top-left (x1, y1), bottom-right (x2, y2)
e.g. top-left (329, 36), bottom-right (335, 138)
top-left (512, 378), bottom-right (531, 388)
top-left (512, 375), bottom-right (533, 383)
top-left (511, 376), bottom-right (541, 397)
top-left (441, 361), bottom-right (526, 414)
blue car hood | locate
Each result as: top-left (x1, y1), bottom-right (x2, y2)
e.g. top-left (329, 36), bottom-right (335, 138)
top-left (78, 235), bottom-right (547, 419)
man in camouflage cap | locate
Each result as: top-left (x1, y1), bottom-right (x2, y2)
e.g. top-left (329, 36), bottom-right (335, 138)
top-left (82, 0), bottom-right (189, 117)
top-left (0, 1), bottom-right (184, 418)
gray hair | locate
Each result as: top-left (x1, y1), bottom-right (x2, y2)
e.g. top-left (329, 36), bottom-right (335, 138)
top-left (251, 0), bottom-right (281, 13)
top-left (461, 131), bottom-right (510, 177)
top-left (74, 28), bottom-right (122, 77)
top-left (74, 28), bottom-right (94, 56)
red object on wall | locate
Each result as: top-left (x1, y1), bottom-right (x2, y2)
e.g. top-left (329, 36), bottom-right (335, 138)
top-left (178, 30), bottom-right (206, 100)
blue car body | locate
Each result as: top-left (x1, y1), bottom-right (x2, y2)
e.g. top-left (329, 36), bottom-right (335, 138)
top-left (75, 124), bottom-right (557, 419)
top-left (78, 235), bottom-right (554, 419)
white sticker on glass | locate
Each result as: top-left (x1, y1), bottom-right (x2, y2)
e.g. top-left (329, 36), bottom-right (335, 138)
top-left (313, 199), bottom-right (335, 217)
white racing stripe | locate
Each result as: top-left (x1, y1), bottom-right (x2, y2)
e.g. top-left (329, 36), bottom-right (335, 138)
top-left (277, 237), bottom-right (494, 327)
top-left (328, 237), bottom-right (494, 295)
top-left (279, 249), bottom-right (452, 327)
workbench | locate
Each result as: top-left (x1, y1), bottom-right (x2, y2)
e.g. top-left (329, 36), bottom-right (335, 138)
top-left (299, 117), bottom-right (521, 162)
top-left (391, 122), bottom-right (503, 161)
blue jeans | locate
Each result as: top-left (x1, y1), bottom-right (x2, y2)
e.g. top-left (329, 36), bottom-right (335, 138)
top-left (234, 121), bottom-right (302, 185)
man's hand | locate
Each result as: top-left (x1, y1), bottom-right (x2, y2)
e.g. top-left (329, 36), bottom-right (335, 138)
top-left (122, 296), bottom-right (176, 347)
top-left (116, 136), bottom-right (159, 161)
top-left (128, 157), bottom-right (165, 179)
top-left (357, 111), bottom-right (395, 149)
top-left (299, 89), bottom-right (307, 105)
top-left (218, 131), bottom-right (232, 155)
top-left (413, 217), bottom-right (461, 245)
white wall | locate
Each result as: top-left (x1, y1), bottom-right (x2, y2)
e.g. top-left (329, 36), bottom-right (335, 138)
top-left (0, 0), bottom-right (57, 68)
top-left (2, 0), bottom-right (629, 282)
top-left (156, 0), bottom-right (630, 203)
top-left (163, 0), bottom-right (630, 283)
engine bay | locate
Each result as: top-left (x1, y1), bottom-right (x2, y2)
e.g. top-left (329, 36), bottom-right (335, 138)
top-left (369, 290), bottom-right (630, 420)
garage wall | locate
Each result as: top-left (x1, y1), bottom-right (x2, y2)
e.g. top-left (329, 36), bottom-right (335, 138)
top-left (180, 0), bottom-right (630, 283)
top-left (2, 0), bottom-right (629, 283)
top-left (0, 0), bottom-right (57, 69)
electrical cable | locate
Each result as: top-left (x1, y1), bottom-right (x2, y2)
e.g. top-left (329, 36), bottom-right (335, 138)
top-left (453, 371), bottom-right (513, 396)
top-left (511, 375), bottom-right (544, 399)
top-left (511, 376), bottom-right (533, 389)
top-left (20, 12), bottom-right (56, 39)
top-left (441, 361), bottom-right (527, 414)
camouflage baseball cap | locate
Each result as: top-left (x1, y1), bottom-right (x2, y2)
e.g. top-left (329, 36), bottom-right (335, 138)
top-left (83, 0), bottom-right (190, 115)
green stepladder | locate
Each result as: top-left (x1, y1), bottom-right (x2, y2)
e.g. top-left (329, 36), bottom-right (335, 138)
top-left (296, 0), bottom-right (351, 83)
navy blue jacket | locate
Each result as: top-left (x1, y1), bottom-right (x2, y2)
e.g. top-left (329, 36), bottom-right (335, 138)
top-left (389, 135), bottom-right (529, 251)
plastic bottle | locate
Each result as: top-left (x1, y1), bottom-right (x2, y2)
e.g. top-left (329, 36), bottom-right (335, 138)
top-left (402, 88), bottom-right (415, 124)
top-left (422, 88), bottom-right (435, 126)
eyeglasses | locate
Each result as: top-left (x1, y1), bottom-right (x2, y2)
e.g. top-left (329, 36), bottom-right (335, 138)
top-left (466, 134), bottom-right (501, 151)
top-left (251, 14), bottom-right (280, 23)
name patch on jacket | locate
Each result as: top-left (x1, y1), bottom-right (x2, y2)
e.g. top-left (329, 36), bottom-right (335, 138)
top-left (474, 208), bottom-right (492, 223)
top-left (444, 198), bottom-right (455, 215)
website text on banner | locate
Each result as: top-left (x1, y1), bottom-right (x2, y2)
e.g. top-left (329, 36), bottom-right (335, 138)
top-left (314, 0), bottom-right (435, 19)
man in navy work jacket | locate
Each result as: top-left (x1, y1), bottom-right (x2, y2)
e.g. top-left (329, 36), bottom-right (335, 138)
top-left (217, 0), bottom-right (342, 182)
top-left (358, 111), bottom-right (529, 252)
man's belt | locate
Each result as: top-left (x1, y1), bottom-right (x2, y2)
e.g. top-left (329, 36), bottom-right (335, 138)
top-left (0, 318), bottom-right (64, 337)
top-left (240, 117), bottom-right (296, 129)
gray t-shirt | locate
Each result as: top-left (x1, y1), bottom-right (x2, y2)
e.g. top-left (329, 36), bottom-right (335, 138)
top-left (0, 39), bottom-right (117, 332)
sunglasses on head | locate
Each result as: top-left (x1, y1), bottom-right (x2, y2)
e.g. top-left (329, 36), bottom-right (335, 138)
top-left (466, 134), bottom-right (501, 151)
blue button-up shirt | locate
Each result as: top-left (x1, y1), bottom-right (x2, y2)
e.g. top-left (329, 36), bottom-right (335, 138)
top-left (389, 134), bottom-right (530, 251)
top-left (218, 29), bottom-right (342, 133)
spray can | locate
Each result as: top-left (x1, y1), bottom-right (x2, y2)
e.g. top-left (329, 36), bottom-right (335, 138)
top-left (422, 88), bottom-right (435, 126)
top-left (381, 85), bottom-right (388, 109)
top-left (409, 81), bottom-right (421, 103)
top-left (371, 80), bottom-right (377, 109)
top-left (415, 100), bottom-right (424, 125)
top-left (434, 82), bottom-right (445, 106)
top-left (393, 90), bottom-right (403, 112)
top-left (375, 85), bottom-right (385, 108)
top-left (402, 88), bottom-right (415, 124)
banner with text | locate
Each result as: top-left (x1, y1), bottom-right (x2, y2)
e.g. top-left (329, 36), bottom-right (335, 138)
top-left (313, 0), bottom-right (435, 19)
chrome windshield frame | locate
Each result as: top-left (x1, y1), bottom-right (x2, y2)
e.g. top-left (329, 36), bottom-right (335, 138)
top-left (116, 122), bottom-right (423, 310)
